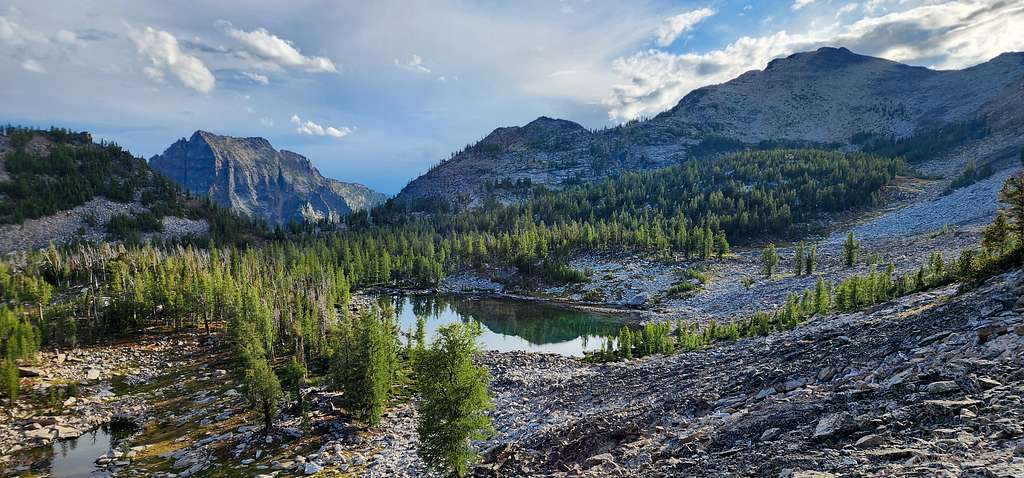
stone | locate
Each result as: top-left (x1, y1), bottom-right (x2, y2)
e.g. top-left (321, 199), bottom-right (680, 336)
top-left (866, 448), bottom-right (918, 461)
top-left (855, 434), bottom-right (884, 448)
top-left (755, 388), bottom-right (775, 400)
top-left (977, 377), bottom-right (1001, 389)
top-left (813, 412), bottom-right (852, 441)
top-left (303, 462), bottom-right (322, 475)
top-left (25, 427), bottom-right (54, 440)
top-left (760, 428), bottom-right (781, 441)
top-left (55, 426), bottom-right (81, 439)
top-left (17, 367), bottom-right (41, 377)
top-left (85, 368), bottom-right (102, 380)
top-left (585, 453), bottom-right (616, 467)
top-left (926, 381), bottom-right (960, 394)
top-left (924, 399), bottom-right (980, 416)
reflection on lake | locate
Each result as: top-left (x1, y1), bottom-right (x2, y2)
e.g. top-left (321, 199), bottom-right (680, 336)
top-left (12, 421), bottom-right (136, 478)
top-left (389, 295), bottom-right (633, 356)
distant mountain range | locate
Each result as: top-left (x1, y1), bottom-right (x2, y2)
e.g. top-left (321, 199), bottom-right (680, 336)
top-left (150, 131), bottom-right (385, 224)
top-left (396, 47), bottom-right (1024, 206)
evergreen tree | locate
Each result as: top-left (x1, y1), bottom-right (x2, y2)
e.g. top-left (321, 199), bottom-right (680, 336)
top-left (793, 241), bottom-right (805, 276)
top-left (415, 322), bottom-right (493, 478)
top-left (999, 173), bottom-right (1024, 241)
top-left (957, 249), bottom-right (976, 280)
top-left (982, 211), bottom-right (1011, 256)
top-left (762, 243), bottom-right (779, 278)
top-left (714, 230), bottom-right (730, 258)
top-left (843, 232), bottom-right (860, 268)
top-left (244, 356), bottom-right (282, 432)
top-left (618, 326), bottom-right (633, 359)
top-left (805, 245), bottom-right (817, 275)
top-left (332, 308), bottom-right (397, 427)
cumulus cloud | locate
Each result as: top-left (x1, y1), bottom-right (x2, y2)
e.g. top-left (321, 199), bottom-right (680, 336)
top-left (241, 71), bottom-right (269, 85)
top-left (129, 26), bottom-right (215, 93)
top-left (605, 0), bottom-right (1024, 120)
top-left (290, 114), bottom-right (352, 139)
top-left (394, 54), bottom-right (431, 73)
top-left (223, 24), bottom-right (336, 73)
top-left (655, 8), bottom-right (715, 47)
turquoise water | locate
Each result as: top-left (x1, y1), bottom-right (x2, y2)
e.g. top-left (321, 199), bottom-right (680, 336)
top-left (389, 295), bottom-right (633, 356)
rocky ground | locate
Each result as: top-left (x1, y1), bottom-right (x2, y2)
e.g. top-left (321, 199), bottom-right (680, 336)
top-left (0, 197), bottom-right (210, 254)
top-left (476, 268), bottom-right (1024, 477)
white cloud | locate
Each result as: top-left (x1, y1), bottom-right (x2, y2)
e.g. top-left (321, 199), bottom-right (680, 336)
top-left (260, 116), bottom-right (275, 127)
top-left (836, 3), bottom-right (861, 17)
top-left (129, 26), bottom-right (215, 93)
top-left (290, 114), bottom-right (352, 139)
top-left (655, 8), bottom-right (715, 47)
top-left (792, 0), bottom-right (818, 10)
top-left (605, 0), bottom-right (1024, 120)
top-left (394, 54), bottom-right (431, 73)
top-left (241, 71), bottom-right (269, 85)
top-left (223, 24), bottom-right (336, 73)
top-left (54, 29), bottom-right (81, 46)
top-left (21, 58), bottom-right (45, 73)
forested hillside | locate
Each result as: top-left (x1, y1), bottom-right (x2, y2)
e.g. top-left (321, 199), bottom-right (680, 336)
top-left (0, 126), bottom-right (263, 248)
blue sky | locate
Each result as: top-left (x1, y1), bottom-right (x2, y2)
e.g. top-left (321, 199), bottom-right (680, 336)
top-left (2, 0), bottom-right (1021, 194)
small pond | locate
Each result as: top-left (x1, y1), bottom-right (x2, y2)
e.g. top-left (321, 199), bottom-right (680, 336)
top-left (389, 295), bottom-right (634, 356)
top-left (11, 421), bottom-right (135, 478)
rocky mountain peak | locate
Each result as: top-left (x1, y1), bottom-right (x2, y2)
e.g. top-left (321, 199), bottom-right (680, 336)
top-left (396, 48), bottom-right (1024, 207)
top-left (150, 131), bottom-right (385, 224)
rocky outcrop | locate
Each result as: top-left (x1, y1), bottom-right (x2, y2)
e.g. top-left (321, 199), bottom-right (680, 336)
top-left (396, 48), bottom-right (1024, 206)
top-left (150, 131), bottom-right (384, 224)
top-left (474, 269), bottom-right (1024, 477)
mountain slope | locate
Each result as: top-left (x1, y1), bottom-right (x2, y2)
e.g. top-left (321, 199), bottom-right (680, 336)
top-left (0, 127), bottom-right (250, 252)
top-left (396, 47), bottom-right (1024, 206)
top-left (150, 131), bottom-right (385, 224)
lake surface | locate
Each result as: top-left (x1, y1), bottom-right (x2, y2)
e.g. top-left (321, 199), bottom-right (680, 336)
top-left (13, 421), bottom-right (136, 478)
top-left (49, 426), bottom-right (113, 478)
top-left (388, 295), bottom-right (633, 356)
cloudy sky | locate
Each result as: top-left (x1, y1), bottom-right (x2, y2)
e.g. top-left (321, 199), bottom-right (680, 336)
top-left (1, 0), bottom-right (1021, 194)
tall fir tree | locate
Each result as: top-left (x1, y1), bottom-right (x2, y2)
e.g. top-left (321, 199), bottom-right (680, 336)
top-left (415, 323), bottom-right (493, 478)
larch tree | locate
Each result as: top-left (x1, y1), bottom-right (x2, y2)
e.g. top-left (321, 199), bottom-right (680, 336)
top-left (414, 322), bottom-right (493, 478)
top-left (762, 243), bottom-right (779, 278)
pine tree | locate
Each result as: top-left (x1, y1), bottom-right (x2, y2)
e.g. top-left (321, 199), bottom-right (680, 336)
top-left (793, 241), bottom-right (805, 276)
top-left (618, 326), bottom-right (633, 359)
top-left (244, 356), bottom-right (282, 432)
top-left (814, 278), bottom-right (830, 314)
top-left (999, 173), bottom-right (1024, 240)
top-left (714, 231), bottom-right (730, 258)
top-left (332, 308), bottom-right (397, 427)
top-left (957, 249), bottom-right (976, 280)
top-left (982, 211), bottom-right (1011, 256)
top-left (843, 232), bottom-right (859, 268)
top-left (762, 243), bottom-right (779, 278)
top-left (415, 322), bottom-right (493, 478)
top-left (805, 245), bottom-right (817, 275)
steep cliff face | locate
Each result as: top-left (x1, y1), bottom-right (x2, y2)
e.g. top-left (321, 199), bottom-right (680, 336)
top-left (396, 47), bottom-right (1024, 206)
top-left (150, 131), bottom-right (385, 224)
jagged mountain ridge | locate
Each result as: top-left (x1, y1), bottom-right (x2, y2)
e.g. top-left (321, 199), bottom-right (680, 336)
top-left (150, 131), bottom-right (385, 224)
top-left (396, 47), bottom-right (1024, 206)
